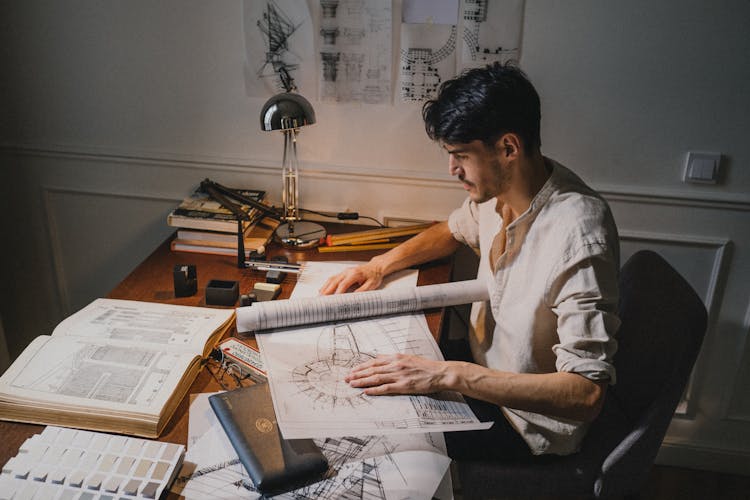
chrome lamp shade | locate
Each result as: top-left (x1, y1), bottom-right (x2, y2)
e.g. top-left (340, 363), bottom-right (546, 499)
top-left (259, 92), bottom-right (325, 248)
top-left (260, 92), bottom-right (316, 131)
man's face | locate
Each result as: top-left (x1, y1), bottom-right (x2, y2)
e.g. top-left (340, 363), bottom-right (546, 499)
top-left (444, 140), bottom-right (508, 203)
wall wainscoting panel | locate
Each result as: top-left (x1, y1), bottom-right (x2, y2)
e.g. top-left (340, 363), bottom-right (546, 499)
top-left (619, 230), bottom-right (730, 416)
top-left (41, 186), bottom-right (182, 316)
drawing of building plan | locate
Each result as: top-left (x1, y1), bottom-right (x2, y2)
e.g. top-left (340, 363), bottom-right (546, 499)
top-left (460, 0), bottom-right (524, 69)
top-left (399, 0), bottom-right (458, 102)
top-left (318, 0), bottom-right (392, 103)
top-left (172, 393), bottom-right (454, 499)
top-left (399, 0), bottom-right (524, 101)
top-left (256, 261), bottom-right (491, 439)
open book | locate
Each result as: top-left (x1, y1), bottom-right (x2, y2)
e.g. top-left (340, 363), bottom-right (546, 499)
top-left (0, 299), bottom-right (234, 438)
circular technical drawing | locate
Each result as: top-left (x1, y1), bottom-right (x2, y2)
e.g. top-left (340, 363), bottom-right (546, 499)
top-left (292, 324), bottom-right (375, 408)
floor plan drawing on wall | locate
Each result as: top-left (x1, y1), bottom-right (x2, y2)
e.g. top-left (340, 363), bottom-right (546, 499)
top-left (399, 23), bottom-right (457, 102)
top-left (460, 0), bottom-right (524, 69)
top-left (398, 0), bottom-right (525, 101)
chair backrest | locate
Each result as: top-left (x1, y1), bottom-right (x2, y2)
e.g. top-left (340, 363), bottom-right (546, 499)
top-left (595, 250), bottom-right (707, 497)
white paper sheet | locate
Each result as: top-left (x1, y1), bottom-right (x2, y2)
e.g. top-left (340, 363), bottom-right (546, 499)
top-left (255, 261), bottom-right (492, 439)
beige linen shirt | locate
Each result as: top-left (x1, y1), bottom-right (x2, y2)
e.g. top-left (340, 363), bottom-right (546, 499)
top-left (447, 159), bottom-right (620, 455)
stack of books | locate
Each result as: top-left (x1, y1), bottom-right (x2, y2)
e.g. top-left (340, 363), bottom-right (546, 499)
top-left (167, 186), bottom-right (279, 257)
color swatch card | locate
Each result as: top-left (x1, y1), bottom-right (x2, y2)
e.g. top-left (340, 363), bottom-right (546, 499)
top-left (0, 426), bottom-right (184, 499)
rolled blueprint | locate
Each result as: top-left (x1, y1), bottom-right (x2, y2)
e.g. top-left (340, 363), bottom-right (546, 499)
top-left (235, 279), bottom-right (489, 333)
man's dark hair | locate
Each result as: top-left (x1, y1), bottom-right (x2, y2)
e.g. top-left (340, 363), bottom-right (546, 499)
top-left (422, 62), bottom-right (541, 153)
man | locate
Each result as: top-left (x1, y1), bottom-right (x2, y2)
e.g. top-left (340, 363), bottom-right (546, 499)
top-left (320, 62), bottom-right (620, 460)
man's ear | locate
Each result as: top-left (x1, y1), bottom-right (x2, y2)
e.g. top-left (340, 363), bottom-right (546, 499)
top-left (495, 133), bottom-right (522, 160)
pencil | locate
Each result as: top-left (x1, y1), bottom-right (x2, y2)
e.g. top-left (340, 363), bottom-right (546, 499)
top-left (326, 223), bottom-right (432, 246)
top-left (317, 242), bottom-right (400, 253)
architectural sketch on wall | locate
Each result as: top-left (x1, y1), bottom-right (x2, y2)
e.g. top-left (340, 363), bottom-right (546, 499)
top-left (399, 23), bottom-right (458, 102)
top-left (399, 0), bottom-right (524, 101)
top-left (459, 0), bottom-right (524, 69)
top-left (242, 0), bottom-right (316, 97)
top-left (317, 0), bottom-right (392, 103)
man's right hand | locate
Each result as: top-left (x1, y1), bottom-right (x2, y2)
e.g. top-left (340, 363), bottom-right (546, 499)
top-left (319, 260), bottom-right (385, 295)
top-left (319, 221), bottom-right (458, 295)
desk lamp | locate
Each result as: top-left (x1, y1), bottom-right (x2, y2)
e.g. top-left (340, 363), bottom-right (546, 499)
top-left (260, 68), bottom-right (326, 248)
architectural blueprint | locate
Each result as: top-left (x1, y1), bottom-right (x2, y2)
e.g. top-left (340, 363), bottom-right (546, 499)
top-left (399, 0), bottom-right (459, 101)
top-left (241, 1), bottom-right (525, 102)
top-left (317, 0), bottom-right (392, 103)
top-left (460, 0), bottom-right (524, 69)
top-left (254, 261), bottom-right (491, 439)
top-left (399, 22), bottom-right (457, 102)
top-left (235, 272), bottom-right (489, 332)
top-left (172, 393), bottom-right (453, 500)
top-left (398, 0), bottom-right (525, 101)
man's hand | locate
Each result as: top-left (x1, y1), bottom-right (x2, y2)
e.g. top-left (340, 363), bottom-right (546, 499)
top-left (319, 260), bottom-right (385, 295)
top-left (345, 353), bottom-right (454, 395)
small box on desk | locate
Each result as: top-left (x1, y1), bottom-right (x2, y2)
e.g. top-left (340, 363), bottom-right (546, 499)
top-left (173, 264), bottom-right (197, 297)
top-left (205, 279), bottom-right (239, 306)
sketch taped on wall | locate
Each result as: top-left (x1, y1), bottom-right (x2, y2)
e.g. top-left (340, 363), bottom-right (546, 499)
top-left (317, 0), bottom-right (392, 103)
top-left (242, 0), bottom-right (316, 97)
top-left (460, 0), bottom-right (524, 69)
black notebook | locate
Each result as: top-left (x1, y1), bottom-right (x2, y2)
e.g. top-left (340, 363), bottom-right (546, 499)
top-left (209, 384), bottom-right (329, 496)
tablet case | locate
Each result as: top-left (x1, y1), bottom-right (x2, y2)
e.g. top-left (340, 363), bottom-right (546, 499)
top-left (209, 384), bottom-right (329, 496)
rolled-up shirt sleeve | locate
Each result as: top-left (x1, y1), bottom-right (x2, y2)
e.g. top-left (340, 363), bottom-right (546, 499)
top-left (448, 197), bottom-right (481, 248)
top-left (547, 243), bottom-right (620, 384)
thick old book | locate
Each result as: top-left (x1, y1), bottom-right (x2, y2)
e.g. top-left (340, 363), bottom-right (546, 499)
top-left (170, 217), bottom-right (280, 256)
top-left (0, 298), bottom-right (234, 438)
top-left (209, 384), bottom-right (328, 496)
top-left (167, 187), bottom-right (267, 233)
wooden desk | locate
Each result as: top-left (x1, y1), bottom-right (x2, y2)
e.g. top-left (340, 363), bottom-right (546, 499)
top-left (0, 223), bottom-right (452, 465)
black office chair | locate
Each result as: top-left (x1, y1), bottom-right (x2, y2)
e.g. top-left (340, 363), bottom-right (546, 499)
top-left (456, 250), bottom-right (708, 499)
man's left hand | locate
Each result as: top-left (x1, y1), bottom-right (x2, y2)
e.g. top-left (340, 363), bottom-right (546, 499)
top-left (345, 353), bottom-right (452, 395)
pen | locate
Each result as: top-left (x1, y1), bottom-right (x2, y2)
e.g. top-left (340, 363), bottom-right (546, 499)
top-left (244, 261), bottom-right (303, 273)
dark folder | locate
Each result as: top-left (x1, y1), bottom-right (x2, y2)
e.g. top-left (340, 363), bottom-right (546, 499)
top-left (209, 384), bottom-right (329, 496)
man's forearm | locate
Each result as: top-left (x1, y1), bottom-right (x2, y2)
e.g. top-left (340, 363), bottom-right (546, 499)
top-left (372, 221), bottom-right (461, 276)
top-left (446, 362), bottom-right (606, 422)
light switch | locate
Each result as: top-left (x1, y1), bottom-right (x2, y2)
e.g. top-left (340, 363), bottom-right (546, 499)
top-left (683, 151), bottom-right (721, 184)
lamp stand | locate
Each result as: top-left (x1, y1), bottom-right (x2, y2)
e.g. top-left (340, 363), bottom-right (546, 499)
top-left (276, 128), bottom-right (325, 248)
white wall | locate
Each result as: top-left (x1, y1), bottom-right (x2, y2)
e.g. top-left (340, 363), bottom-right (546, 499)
top-left (1, 0), bottom-right (749, 474)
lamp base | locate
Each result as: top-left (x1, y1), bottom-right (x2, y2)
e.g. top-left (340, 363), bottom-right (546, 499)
top-left (275, 221), bottom-right (327, 249)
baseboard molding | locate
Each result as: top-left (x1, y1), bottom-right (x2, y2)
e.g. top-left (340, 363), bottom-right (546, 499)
top-left (656, 441), bottom-right (750, 476)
